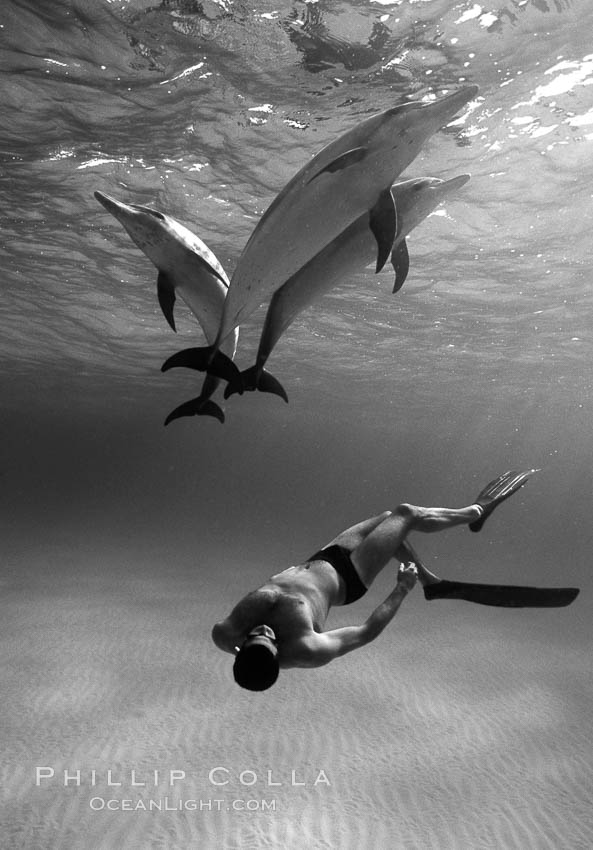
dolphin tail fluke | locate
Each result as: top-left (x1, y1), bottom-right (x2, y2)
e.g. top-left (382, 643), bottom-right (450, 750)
top-left (225, 366), bottom-right (288, 403)
top-left (256, 369), bottom-right (289, 402)
top-left (391, 239), bottom-right (410, 293)
top-left (164, 396), bottom-right (225, 426)
top-left (369, 188), bottom-right (397, 273)
top-left (161, 346), bottom-right (241, 385)
top-left (224, 368), bottom-right (253, 398)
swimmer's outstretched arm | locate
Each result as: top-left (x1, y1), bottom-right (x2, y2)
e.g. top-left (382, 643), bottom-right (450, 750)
top-left (307, 564), bottom-right (417, 665)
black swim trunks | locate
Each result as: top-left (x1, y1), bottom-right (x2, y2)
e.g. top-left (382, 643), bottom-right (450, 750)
top-left (308, 544), bottom-right (367, 605)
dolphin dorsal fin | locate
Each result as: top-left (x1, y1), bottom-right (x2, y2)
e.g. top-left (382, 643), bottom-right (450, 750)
top-left (369, 188), bottom-right (397, 273)
top-left (391, 239), bottom-right (410, 293)
top-left (307, 147), bottom-right (367, 184)
top-left (157, 271), bottom-right (177, 331)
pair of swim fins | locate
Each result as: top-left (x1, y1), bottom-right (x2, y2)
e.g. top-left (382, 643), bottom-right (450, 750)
top-left (429, 470), bottom-right (579, 607)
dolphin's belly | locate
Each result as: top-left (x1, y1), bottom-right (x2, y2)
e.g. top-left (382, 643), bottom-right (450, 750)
top-left (222, 154), bottom-right (400, 332)
top-left (176, 273), bottom-right (228, 345)
top-left (275, 219), bottom-right (371, 325)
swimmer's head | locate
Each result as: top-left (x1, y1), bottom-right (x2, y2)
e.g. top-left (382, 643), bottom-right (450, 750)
top-left (233, 625), bottom-right (279, 691)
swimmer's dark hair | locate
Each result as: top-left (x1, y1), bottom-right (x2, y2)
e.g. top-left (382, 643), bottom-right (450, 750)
top-left (233, 644), bottom-right (279, 691)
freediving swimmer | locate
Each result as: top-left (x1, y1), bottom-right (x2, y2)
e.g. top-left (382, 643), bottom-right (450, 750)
top-left (166, 86), bottom-right (479, 384)
top-left (212, 469), bottom-right (578, 692)
top-left (93, 191), bottom-right (239, 424)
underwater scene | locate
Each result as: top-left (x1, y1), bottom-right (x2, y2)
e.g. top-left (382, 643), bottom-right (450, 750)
top-left (2, 0), bottom-right (593, 847)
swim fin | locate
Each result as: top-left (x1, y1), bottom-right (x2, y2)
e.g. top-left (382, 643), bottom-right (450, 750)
top-left (224, 366), bottom-right (288, 403)
top-left (161, 346), bottom-right (242, 386)
top-left (164, 396), bottom-right (225, 426)
top-left (423, 580), bottom-right (579, 608)
top-left (469, 469), bottom-right (539, 532)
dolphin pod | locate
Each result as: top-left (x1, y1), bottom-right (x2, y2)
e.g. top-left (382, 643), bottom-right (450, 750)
top-left (94, 191), bottom-right (238, 424)
top-left (162, 85), bottom-right (479, 382)
top-left (206, 173), bottom-right (467, 403)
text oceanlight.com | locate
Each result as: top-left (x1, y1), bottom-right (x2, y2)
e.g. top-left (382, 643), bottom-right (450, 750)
top-left (89, 797), bottom-right (278, 812)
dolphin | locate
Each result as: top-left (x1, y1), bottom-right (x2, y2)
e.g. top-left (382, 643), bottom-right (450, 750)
top-left (161, 85), bottom-right (478, 382)
top-left (94, 190), bottom-right (238, 424)
top-left (218, 174), bottom-right (469, 401)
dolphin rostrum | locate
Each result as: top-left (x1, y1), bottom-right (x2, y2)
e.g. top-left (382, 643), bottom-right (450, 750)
top-left (221, 174), bottom-right (470, 401)
top-left (94, 190), bottom-right (238, 424)
top-left (162, 85), bottom-right (478, 384)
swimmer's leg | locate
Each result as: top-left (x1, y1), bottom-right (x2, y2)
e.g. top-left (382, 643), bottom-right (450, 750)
top-left (328, 501), bottom-right (482, 589)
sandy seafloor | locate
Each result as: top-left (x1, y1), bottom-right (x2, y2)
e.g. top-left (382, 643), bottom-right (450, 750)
top-left (2, 0), bottom-right (593, 847)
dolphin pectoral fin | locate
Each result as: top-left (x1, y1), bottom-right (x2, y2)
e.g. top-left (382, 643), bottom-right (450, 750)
top-left (307, 147), bottom-right (367, 184)
top-left (161, 346), bottom-right (242, 385)
top-left (157, 272), bottom-right (177, 332)
top-left (369, 188), bottom-right (397, 273)
top-left (391, 239), bottom-right (410, 293)
top-left (164, 396), bottom-right (225, 426)
top-left (225, 366), bottom-right (288, 402)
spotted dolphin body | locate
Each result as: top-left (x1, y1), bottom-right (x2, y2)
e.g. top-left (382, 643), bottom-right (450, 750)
top-left (162, 85), bottom-right (478, 382)
top-left (94, 191), bottom-right (237, 424)
top-left (218, 174), bottom-right (469, 402)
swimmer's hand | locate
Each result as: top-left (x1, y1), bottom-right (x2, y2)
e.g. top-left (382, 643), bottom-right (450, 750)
top-left (397, 563), bottom-right (418, 593)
